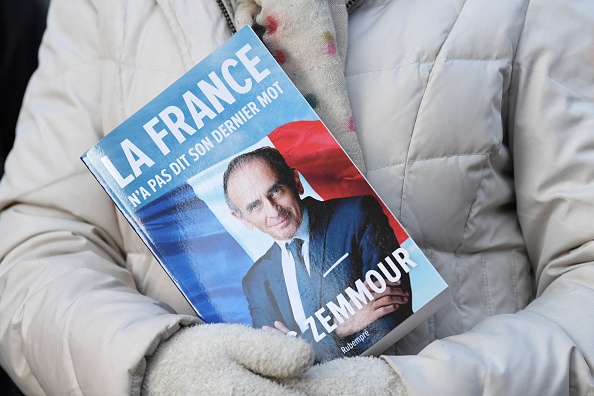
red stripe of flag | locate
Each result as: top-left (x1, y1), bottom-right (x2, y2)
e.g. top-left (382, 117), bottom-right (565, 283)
top-left (268, 120), bottom-right (408, 243)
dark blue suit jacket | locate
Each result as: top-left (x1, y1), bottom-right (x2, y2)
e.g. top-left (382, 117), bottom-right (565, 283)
top-left (242, 195), bottom-right (413, 361)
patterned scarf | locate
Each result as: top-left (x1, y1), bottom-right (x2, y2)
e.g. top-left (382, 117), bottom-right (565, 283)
top-left (230, 0), bottom-right (366, 173)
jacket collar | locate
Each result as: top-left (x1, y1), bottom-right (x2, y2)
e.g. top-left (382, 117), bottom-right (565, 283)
top-left (154, 0), bottom-right (234, 70)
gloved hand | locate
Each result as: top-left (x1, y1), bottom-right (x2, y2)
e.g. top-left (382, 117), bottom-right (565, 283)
top-left (282, 356), bottom-right (407, 396)
top-left (141, 323), bottom-right (314, 395)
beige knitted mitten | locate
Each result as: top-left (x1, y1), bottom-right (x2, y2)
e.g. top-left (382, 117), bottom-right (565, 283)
top-left (142, 324), bottom-right (314, 395)
top-left (234, 0), bottom-right (366, 173)
top-left (142, 323), bottom-right (407, 395)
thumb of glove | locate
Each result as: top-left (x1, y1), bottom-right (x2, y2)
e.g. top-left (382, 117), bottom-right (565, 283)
top-left (142, 323), bottom-right (314, 395)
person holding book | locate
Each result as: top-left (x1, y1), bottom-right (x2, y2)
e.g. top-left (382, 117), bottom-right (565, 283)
top-left (223, 146), bottom-right (413, 360)
top-left (1, 0), bottom-right (593, 395)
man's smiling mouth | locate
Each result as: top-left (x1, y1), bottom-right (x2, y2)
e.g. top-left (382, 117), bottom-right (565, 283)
top-left (269, 214), bottom-right (291, 228)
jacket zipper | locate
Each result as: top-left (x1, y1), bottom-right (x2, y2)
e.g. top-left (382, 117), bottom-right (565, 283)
top-left (216, 0), bottom-right (237, 34)
top-left (216, 0), bottom-right (362, 35)
top-left (345, 0), bottom-right (360, 11)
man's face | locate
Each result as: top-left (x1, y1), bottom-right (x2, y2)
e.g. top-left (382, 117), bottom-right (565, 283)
top-left (227, 158), bottom-right (304, 241)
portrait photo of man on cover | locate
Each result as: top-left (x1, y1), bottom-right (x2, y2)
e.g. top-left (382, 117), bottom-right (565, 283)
top-left (223, 146), bottom-right (413, 360)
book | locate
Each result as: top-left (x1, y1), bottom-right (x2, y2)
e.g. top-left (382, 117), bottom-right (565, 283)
top-left (81, 26), bottom-right (450, 362)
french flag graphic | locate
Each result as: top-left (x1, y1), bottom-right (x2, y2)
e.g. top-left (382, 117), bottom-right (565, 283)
top-left (135, 120), bottom-right (408, 324)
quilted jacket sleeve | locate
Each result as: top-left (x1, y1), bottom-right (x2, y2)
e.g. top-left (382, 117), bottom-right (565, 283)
top-left (383, 1), bottom-right (594, 394)
top-left (0, 1), bottom-right (197, 395)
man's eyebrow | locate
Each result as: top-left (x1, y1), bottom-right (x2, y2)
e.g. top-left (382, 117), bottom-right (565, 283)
top-left (245, 198), bottom-right (260, 213)
top-left (245, 180), bottom-right (283, 213)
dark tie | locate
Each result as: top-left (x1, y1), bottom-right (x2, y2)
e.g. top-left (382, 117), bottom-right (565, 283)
top-left (287, 238), bottom-right (316, 317)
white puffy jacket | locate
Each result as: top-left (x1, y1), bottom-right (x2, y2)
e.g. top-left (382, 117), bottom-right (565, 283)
top-left (0, 0), bottom-right (593, 395)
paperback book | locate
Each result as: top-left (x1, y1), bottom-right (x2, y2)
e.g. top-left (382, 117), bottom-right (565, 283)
top-left (81, 26), bottom-right (450, 362)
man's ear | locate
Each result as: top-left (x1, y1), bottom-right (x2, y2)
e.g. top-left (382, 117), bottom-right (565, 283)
top-left (293, 170), bottom-right (304, 195)
top-left (231, 210), bottom-right (254, 230)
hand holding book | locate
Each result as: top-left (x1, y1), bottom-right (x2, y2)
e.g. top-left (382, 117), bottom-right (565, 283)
top-left (143, 323), bottom-right (312, 395)
top-left (142, 322), bottom-right (406, 396)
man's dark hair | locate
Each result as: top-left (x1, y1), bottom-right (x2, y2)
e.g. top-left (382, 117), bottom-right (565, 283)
top-left (223, 146), bottom-right (299, 213)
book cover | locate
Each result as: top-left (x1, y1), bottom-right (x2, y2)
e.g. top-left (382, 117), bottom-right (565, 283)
top-left (81, 26), bottom-right (450, 362)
